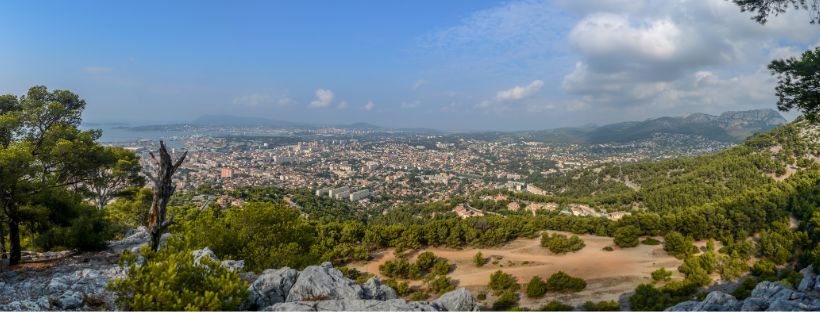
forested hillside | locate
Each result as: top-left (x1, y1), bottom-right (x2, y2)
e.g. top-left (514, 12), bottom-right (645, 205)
top-left (523, 120), bottom-right (818, 213)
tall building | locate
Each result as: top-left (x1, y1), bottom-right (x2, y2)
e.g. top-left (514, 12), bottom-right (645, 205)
top-left (349, 190), bottom-right (370, 201)
top-left (220, 168), bottom-right (234, 179)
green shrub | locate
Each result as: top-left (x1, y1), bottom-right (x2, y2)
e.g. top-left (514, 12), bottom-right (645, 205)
top-left (540, 233), bottom-right (585, 254)
top-left (546, 271), bottom-right (586, 293)
top-left (431, 259), bottom-right (451, 276)
top-left (106, 187), bottom-right (152, 232)
top-left (476, 292), bottom-right (487, 300)
top-left (602, 246), bottom-right (614, 252)
top-left (538, 300), bottom-right (574, 311)
top-left (731, 278), bottom-right (758, 300)
top-left (582, 300), bottom-right (620, 311)
top-left (385, 279), bottom-right (412, 297)
top-left (641, 237), bottom-right (661, 245)
top-left (180, 202), bottom-right (321, 272)
top-left (36, 204), bottom-right (114, 252)
top-left (409, 291), bottom-right (429, 301)
top-left (526, 276), bottom-right (547, 298)
top-left (415, 251), bottom-right (438, 271)
top-left (751, 259), bottom-right (777, 277)
top-left (718, 253), bottom-right (749, 281)
top-left (663, 232), bottom-right (697, 259)
top-left (651, 268), bottom-right (672, 282)
top-left (379, 258), bottom-right (421, 280)
top-left (109, 243), bottom-right (248, 310)
top-left (629, 284), bottom-right (669, 311)
top-left (613, 226), bottom-right (641, 248)
top-left (474, 252), bottom-right (489, 267)
top-left (492, 290), bottom-right (519, 311)
top-left (428, 275), bottom-right (456, 294)
top-left (489, 270), bottom-right (519, 295)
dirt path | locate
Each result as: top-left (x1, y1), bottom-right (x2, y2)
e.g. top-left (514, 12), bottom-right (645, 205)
top-left (349, 231), bottom-right (683, 308)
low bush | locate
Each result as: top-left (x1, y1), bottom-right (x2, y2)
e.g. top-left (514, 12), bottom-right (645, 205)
top-left (428, 275), bottom-right (456, 294)
top-left (641, 237), bottom-right (661, 245)
top-left (540, 233), bottom-right (585, 254)
top-left (546, 271), bottom-right (586, 293)
top-left (474, 252), bottom-right (489, 267)
top-left (651, 268), bottom-right (672, 282)
top-left (489, 270), bottom-right (519, 295)
top-left (108, 241), bottom-right (248, 310)
top-left (613, 225), bottom-right (641, 248)
top-left (526, 276), bottom-right (547, 298)
top-left (492, 290), bottom-right (519, 311)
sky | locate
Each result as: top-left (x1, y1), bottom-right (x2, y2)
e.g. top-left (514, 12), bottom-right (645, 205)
top-left (1, 0), bottom-right (818, 131)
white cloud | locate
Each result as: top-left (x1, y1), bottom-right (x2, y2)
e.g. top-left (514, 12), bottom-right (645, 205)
top-left (495, 80), bottom-right (544, 101)
top-left (232, 93), bottom-right (291, 107)
top-left (309, 89), bottom-right (334, 108)
top-left (412, 80), bottom-right (426, 90)
top-left (337, 101), bottom-right (348, 109)
top-left (559, 0), bottom-right (820, 112)
top-left (401, 101), bottom-right (420, 109)
top-left (363, 100), bottom-right (375, 111)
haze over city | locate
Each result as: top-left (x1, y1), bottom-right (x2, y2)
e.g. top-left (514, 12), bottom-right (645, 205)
top-left (1, 0), bottom-right (816, 130)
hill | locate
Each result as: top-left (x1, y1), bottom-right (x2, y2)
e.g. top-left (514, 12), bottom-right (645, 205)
top-left (518, 109), bottom-right (787, 144)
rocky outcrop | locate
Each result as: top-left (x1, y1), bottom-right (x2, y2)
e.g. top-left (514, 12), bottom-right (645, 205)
top-left (3, 232), bottom-right (477, 312)
top-left (248, 267), bottom-right (300, 308)
top-left (0, 249), bottom-right (130, 311)
top-left (433, 288), bottom-right (476, 311)
top-left (667, 266), bottom-right (820, 311)
top-left (361, 277), bottom-right (398, 301)
top-left (249, 261), bottom-right (476, 311)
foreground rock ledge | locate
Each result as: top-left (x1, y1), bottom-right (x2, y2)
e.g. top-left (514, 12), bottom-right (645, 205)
top-left (1, 231), bottom-right (477, 311)
top-left (666, 266), bottom-right (820, 311)
top-left (250, 262), bottom-right (477, 311)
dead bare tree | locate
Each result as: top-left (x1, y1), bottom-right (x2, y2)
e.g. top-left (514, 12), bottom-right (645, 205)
top-left (147, 140), bottom-right (187, 251)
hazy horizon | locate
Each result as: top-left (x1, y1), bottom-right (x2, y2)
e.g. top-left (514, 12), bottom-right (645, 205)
top-left (2, 0), bottom-right (816, 130)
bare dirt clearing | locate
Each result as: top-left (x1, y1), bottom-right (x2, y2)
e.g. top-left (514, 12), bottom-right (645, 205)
top-left (349, 231), bottom-right (684, 308)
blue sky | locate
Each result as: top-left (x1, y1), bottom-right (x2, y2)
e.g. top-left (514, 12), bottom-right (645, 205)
top-left (1, 0), bottom-right (817, 130)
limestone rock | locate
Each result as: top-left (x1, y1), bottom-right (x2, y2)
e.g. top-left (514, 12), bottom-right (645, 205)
top-left (433, 288), bottom-right (477, 311)
top-left (361, 277), bottom-right (397, 300)
top-left (666, 279), bottom-right (820, 311)
top-left (0, 297), bottom-right (50, 311)
top-left (192, 247), bottom-right (219, 266)
top-left (691, 291), bottom-right (739, 311)
top-left (221, 259), bottom-right (245, 273)
top-left (249, 267), bottom-right (300, 308)
top-left (55, 290), bottom-right (84, 310)
top-left (286, 262), bottom-right (366, 302)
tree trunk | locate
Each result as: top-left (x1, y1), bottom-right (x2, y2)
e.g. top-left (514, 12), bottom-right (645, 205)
top-left (9, 219), bottom-right (20, 265)
top-left (148, 141), bottom-right (186, 251)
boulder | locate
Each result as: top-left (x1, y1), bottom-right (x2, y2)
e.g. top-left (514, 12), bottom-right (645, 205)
top-left (0, 297), bottom-right (50, 311)
top-left (285, 262), bottom-right (366, 302)
top-left (667, 279), bottom-right (820, 311)
top-left (249, 267), bottom-right (300, 308)
top-left (433, 288), bottom-right (477, 311)
top-left (361, 277), bottom-right (397, 300)
top-left (55, 290), bottom-right (84, 310)
top-left (221, 259), bottom-right (245, 273)
top-left (192, 247), bottom-right (219, 265)
top-left (109, 226), bottom-right (150, 252)
top-left (690, 291), bottom-right (739, 311)
top-left (798, 266), bottom-right (816, 292)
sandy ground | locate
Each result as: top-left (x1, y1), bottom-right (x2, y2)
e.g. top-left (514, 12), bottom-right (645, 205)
top-left (348, 231), bottom-right (684, 308)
